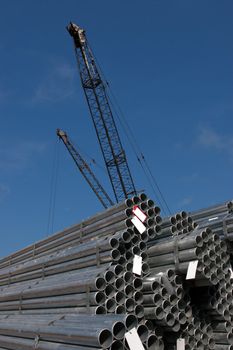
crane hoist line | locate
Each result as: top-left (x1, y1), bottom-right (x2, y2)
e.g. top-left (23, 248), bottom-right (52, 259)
top-left (67, 22), bottom-right (137, 203)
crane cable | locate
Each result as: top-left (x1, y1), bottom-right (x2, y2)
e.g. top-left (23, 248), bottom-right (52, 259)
top-left (108, 92), bottom-right (168, 215)
top-left (88, 41), bottom-right (171, 215)
top-left (46, 138), bottom-right (60, 236)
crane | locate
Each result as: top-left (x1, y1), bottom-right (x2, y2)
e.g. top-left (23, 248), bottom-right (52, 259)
top-left (57, 128), bottom-right (114, 209)
top-left (67, 22), bottom-right (137, 203)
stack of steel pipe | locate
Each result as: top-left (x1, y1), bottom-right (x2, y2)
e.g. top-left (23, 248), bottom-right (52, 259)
top-left (142, 269), bottom-right (191, 333)
top-left (1, 196), bottom-right (233, 349)
top-left (151, 211), bottom-right (196, 241)
top-left (147, 227), bottom-right (231, 286)
top-left (145, 201), bottom-right (233, 350)
top-left (165, 315), bottom-right (215, 350)
top-left (0, 313), bottom-right (136, 350)
top-left (136, 319), bottom-right (164, 349)
top-left (187, 278), bottom-right (233, 349)
top-left (0, 194), bottom-right (161, 271)
top-left (190, 200), bottom-right (233, 222)
top-left (190, 200), bottom-right (233, 280)
top-left (0, 201), bottom-right (136, 270)
top-left (143, 200), bottom-right (233, 349)
top-left (0, 193), bottom-right (161, 315)
top-left (192, 278), bottom-right (233, 323)
top-left (0, 193), bottom-right (164, 349)
top-left (212, 321), bottom-right (233, 349)
top-left (190, 200), bottom-right (233, 242)
top-left (93, 193), bottom-right (162, 318)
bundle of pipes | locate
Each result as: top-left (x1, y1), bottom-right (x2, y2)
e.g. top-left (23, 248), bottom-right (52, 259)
top-left (144, 201), bottom-right (233, 350)
top-left (164, 317), bottom-right (215, 349)
top-left (141, 200), bottom-right (233, 349)
top-left (152, 211), bottom-right (196, 240)
top-left (0, 194), bottom-right (161, 272)
top-left (142, 269), bottom-right (191, 332)
top-left (0, 193), bottom-right (161, 314)
top-left (212, 321), bottom-right (233, 349)
top-left (0, 202), bottom-right (127, 269)
top-left (0, 194), bottom-right (155, 268)
top-left (140, 263), bottom-right (217, 348)
top-left (0, 314), bottom-right (136, 350)
top-left (190, 200), bottom-right (233, 222)
top-left (193, 282), bottom-right (233, 323)
top-left (0, 193), bottom-right (165, 349)
top-left (190, 200), bottom-right (233, 242)
top-left (1, 196), bottom-right (233, 349)
top-left (136, 319), bottom-right (164, 349)
top-left (179, 280), bottom-right (233, 349)
top-left (147, 227), bottom-right (231, 287)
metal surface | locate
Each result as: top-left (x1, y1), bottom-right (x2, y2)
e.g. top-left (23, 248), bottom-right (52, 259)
top-left (0, 197), bottom-right (233, 348)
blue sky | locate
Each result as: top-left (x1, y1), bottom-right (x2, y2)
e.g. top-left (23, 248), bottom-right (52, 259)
top-left (0, 1), bottom-right (232, 257)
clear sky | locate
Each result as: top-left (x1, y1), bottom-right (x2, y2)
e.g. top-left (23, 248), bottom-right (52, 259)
top-left (0, 1), bottom-right (232, 257)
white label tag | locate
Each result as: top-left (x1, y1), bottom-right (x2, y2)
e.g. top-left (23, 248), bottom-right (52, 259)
top-left (177, 338), bottom-right (185, 350)
top-left (186, 260), bottom-right (198, 280)
top-left (133, 255), bottom-right (142, 275)
top-left (125, 328), bottom-right (145, 350)
top-left (132, 206), bottom-right (147, 223)
top-left (131, 215), bottom-right (146, 234)
top-left (208, 216), bottom-right (219, 222)
top-left (229, 268), bottom-right (233, 279)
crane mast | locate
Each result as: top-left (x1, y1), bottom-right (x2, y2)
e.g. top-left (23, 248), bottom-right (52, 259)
top-left (67, 22), bottom-right (136, 203)
top-left (57, 129), bottom-right (114, 209)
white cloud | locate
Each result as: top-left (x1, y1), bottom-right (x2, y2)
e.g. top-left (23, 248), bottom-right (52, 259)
top-left (0, 184), bottom-right (10, 201)
top-left (31, 63), bottom-right (76, 103)
top-left (179, 196), bottom-right (193, 207)
top-left (197, 127), bottom-right (224, 150)
top-left (197, 126), bottom-right (233, 155)
top-left (0, 141), bottom-right (47, 172)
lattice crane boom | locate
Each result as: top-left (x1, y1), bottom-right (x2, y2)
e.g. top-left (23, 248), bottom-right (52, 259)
top-left (67, 22), bottom-right (137, 203)
top-left (57, 129), bottom-right (114, 209)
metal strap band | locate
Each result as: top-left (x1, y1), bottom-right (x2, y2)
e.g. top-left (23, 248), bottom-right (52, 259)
top-left (222, 213), bottom-right (231, 239)
top-left (34, 335), bottom-right (40, 349)
top-left (229, 203), bottom-right (233, 214)
top-left (96, 246), bottom-right (100, 267)
top-left (86, 285), bottom-right (90, 311)
top-left (161, 275), bottom-right (174, 294)
top-left (173, 236), bottom-right (179, 271)
top-left (80, 222), bottom-right (83, 243)
top-left (7, 273), bottom-right (11, 286)
top-left (32, 243), bottom-right (36, 257)
top-left (223, 219), bottom-right (228, 239)
top-left (42, 264), bottom-right (45, 279)
top-left (48, 318), bottom-right (56, 326)
top-left (19, 293), bottom-right (23, 312)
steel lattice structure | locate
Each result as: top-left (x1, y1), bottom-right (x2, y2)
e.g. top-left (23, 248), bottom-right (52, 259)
top-left (57, 128), bottom-right (114, 209)
top-left (67, 23), bottom-right (136, 203)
